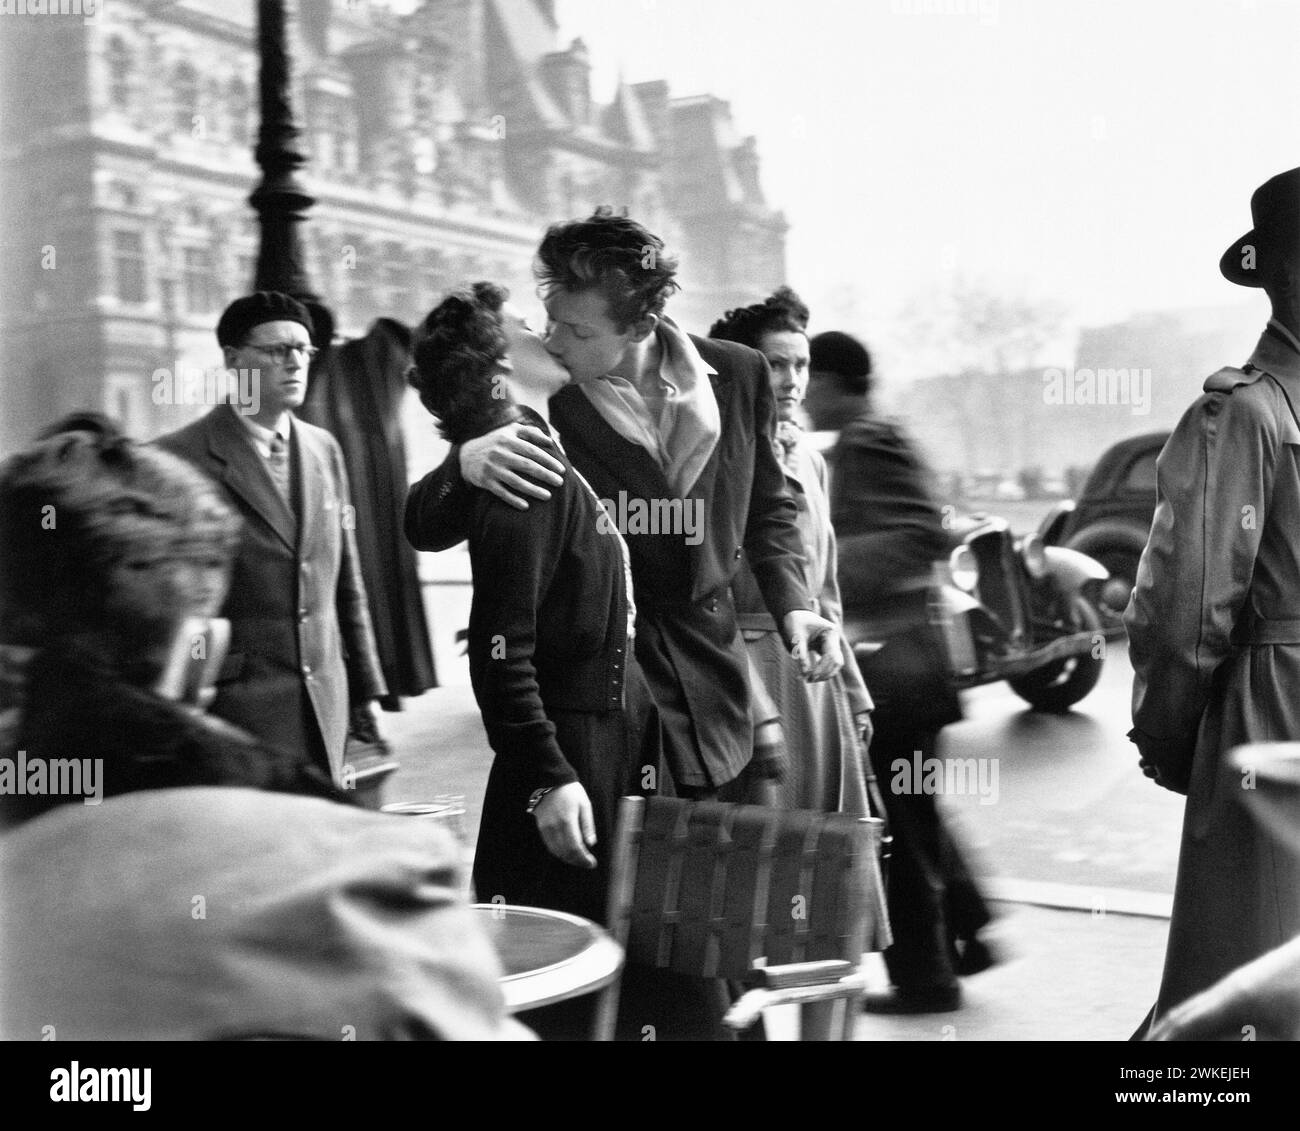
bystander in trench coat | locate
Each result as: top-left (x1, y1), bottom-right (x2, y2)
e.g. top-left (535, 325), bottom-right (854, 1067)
top-left (1127, 321), bottom-right (1300, 1020)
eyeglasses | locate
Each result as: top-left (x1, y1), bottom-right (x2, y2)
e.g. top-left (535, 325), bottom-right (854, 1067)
top-left (242, 341), bottom-right (319, 363)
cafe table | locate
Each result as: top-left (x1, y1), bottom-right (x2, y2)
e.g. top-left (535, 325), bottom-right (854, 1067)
top-left (471, 903), bottom-right (624, 1014)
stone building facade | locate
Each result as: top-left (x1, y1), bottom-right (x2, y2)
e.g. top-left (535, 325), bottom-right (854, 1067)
top-left (0, 0), bottom-right (788, 450)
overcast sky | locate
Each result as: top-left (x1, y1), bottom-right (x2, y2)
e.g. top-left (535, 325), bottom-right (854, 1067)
top-left (555, 0), bottom-right (1300, 373)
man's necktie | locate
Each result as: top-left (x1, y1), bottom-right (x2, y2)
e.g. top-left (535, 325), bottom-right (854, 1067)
top-left (268, 433), bottom-right (292, 507)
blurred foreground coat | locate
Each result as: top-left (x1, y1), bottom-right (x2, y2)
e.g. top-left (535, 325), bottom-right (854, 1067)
top-left (301, 319), bottom-right (437, 703)
top-left (1127, 321), bottom-right (1300, 1018)
top-left (0, 787), bottom-right (531, 1039)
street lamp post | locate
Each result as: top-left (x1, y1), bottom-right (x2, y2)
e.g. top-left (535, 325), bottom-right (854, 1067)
top-left (247, 0), bottom-right (396, 803)
top-left (250, 0), bottom-right (333, 347)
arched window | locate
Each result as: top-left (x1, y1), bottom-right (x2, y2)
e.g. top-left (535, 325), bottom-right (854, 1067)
top-left (228, 77), bottom-right (251, 146)
top-left (107, 36), bottom-right (132, 111)
top-left (174, 62), bottom-right (199, 135)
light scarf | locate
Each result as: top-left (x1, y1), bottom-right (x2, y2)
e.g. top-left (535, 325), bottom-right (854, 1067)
top-left (577, 316), bottom-right (720, 497)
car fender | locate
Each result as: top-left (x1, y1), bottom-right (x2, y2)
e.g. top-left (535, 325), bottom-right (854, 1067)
top-left (1044, 545), bottom-right (1108, 594)
top-left (1037, 499), bottom-right (1076, 544)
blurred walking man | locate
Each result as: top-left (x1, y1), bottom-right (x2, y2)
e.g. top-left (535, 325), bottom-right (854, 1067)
top-left (808, 329), bottom-right (993, 1014)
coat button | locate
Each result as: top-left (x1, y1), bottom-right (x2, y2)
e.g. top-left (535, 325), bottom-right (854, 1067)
top-left (298, 609), bottom-right (309, 623)
top-left (302, 664), bottom-right (312, 677)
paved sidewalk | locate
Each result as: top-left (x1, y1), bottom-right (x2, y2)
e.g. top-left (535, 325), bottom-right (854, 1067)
top-left (380, 685), bottom-right (1170, 1042)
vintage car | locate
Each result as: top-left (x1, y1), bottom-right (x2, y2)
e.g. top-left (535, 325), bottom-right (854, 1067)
top-left (846, 514), bottom-right (1128, 713)
top-left (1037, 431), bottom-right (1169, 622)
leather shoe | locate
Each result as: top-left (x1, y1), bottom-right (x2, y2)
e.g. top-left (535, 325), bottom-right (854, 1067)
top-left (862, 984), bottom-right (962, 1014)
top-left (955, 937), bottom-right (998, 976)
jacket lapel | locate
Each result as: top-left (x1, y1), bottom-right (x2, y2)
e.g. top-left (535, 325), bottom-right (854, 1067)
top-left (207, 405), bottom-right (297, 552)
top-left (552, 386), bottom-right (675, 501)
top-left (687, 366), bottom-right (735, 508)
top-left (294, 419), bottom-right (328, 560)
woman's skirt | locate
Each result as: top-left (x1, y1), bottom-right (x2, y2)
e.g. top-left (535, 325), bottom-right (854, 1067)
top-left (743, 629), bottom-right (870, 816)
top-left (471, 658), bottom-right (661, 926)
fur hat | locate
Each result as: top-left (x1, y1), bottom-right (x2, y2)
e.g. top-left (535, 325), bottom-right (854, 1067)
top-left (0, 419), bottom-right (240, 645)
top-left (216, 291), bottom-right (316, 348)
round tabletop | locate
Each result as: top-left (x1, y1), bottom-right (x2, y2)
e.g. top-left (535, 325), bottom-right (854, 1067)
top-left (471, 903), bottom-right (625, 1013)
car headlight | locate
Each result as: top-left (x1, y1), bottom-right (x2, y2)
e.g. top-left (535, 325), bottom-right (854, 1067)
top-left (949, 544), bottom-right (979, 592)
top-left (1019, 533), bottom-right (1048, 580)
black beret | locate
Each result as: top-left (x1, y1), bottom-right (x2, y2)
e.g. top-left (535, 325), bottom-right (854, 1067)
top-left (216, 291), bottom-right (315, 348)
top-left (809, 330), bottom-right (872, 380)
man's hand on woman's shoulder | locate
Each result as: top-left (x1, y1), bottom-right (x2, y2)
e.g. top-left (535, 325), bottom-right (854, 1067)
top-left (460, 421), bottom-right (566, 510)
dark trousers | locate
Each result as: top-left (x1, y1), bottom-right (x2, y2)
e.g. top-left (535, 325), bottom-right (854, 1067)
top-left (868, 717), bottom-right (991, 992)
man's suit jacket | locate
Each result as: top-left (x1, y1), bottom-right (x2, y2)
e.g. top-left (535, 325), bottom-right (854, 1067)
top-left (406, 334), bottom-right (809, 791)
top-left (158, 404), bottom-right (386, 781)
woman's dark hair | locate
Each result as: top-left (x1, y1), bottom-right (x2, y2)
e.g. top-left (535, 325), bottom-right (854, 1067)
top-left (410, 282), bottom-right (513, 443)
top-left (708, 286), bottom-right (810, 350)
top-left (534, 206), bottom-right (680, 331)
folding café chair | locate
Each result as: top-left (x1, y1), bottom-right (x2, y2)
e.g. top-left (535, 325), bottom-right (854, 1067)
top-left (592, 795), bottom-right (889, 1041)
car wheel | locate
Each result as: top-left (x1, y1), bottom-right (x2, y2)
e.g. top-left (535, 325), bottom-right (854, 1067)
top-left (1007, 594), bottom-right (1105, 712)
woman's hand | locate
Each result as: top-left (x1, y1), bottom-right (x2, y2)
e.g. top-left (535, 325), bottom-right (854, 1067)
top-left (532, 782), bottom-right (598, 869)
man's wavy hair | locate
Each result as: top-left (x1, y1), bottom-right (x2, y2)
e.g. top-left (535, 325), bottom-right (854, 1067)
top-left (707, 286), bottom-right (810, 350)
top-left (534, 206), bottom-right (680, 330)
top-left (410, 282), bottom-right (513, 444)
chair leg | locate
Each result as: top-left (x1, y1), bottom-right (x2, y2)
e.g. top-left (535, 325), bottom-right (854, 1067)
top-left (841, 992), bottom-right (863, 1041)
top-left (591, 979), bottom-right (622, 1041)
top-left (798, 999), bottom-right (838, 1041)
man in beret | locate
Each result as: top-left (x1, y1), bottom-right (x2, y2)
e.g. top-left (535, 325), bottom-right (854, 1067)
top-left (157, 292), bottom-right (387, 787)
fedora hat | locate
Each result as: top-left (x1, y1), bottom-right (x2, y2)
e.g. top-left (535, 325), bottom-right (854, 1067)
top-left (1220, 167), bottom-right (1300, 288)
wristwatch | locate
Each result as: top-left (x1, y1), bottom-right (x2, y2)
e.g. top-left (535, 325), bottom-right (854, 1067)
top-left (525, 787), bottom-right (553, 815)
